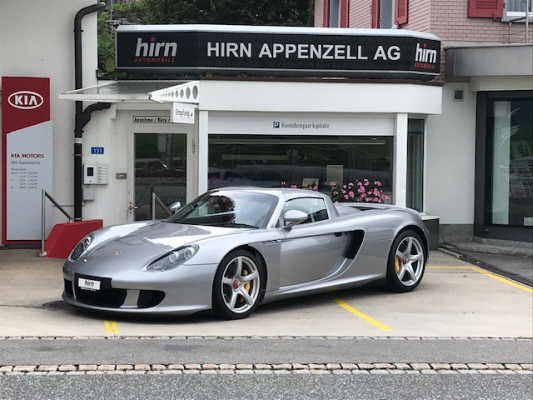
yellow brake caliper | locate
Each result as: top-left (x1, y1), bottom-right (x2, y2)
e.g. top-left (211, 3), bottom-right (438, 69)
top-left (240, 269), bottom-right (251, 303)
top-left (395, 256), bottom-right (401, 275)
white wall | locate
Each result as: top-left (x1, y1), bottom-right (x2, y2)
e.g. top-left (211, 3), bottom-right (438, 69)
top-left (425, 83), bottom-right (476, 224)
top-left (200, 80), bottom-right (442, 115)
top-left (81, 105), bottom-right (196, 227)
top-left (0, 0), bottom-right (98, 241)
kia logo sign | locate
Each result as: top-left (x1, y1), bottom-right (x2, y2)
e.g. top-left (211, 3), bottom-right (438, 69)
top-left (7, 91), bottom-right (44, 110)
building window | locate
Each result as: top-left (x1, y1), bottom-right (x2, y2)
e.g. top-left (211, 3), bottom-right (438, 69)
top-left (328, 0), bottom-right (340, 27)
top-left (325, 0), bottom-right (349, 28)
top-left (372, 0), bottom-right (399, 29)
top-left (208, 135), bottom-right (393, 202)
top-left (503, 0), bottom-right (533, 21)
top-left (380, 0), bottom-right (396, 28)
top-left (490, 97), bottom-right (533, 228)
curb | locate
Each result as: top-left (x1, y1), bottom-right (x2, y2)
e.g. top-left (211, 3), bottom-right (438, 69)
top-left (439, 246), bottom-right (533, 288)
top-left (1, 336), bottom-right (531, 341)
top-left (2, 362), bottom-right (532, 376)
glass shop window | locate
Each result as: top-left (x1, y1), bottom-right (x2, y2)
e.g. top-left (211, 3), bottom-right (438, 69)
top-left (490, 98), bottom-right (533, 227)
top-left (208, 135), bottom-right (393, 203)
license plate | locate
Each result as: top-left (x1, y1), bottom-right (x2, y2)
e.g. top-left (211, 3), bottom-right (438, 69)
top-left (78, 278), bottom-right (101, 291)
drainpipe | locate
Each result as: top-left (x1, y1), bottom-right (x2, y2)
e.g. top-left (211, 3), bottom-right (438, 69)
top-left (73, 1), bottom-right (107, 221)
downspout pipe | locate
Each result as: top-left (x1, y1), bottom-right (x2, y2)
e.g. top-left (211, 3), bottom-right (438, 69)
top-left (73, 1), bottom-right (107, 221)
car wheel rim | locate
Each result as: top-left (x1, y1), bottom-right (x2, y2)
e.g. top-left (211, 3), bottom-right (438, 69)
top-left (394, 236), bottom-right (424, 287)
top-left (221, 256), bottom-right (260, 314)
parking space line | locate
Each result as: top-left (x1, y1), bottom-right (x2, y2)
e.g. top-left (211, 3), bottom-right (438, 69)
top-left (469, 266), bottom-right (533, 293)
top-left (104, 320), bottom-right (118, 335)
top-left (334, 299), bottom-right (392, 332)
top-left (428, 266), bottom-right (532, 293)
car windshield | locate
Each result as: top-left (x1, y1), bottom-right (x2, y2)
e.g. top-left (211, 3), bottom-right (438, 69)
top-left (166, 191), bottom-right (279, 229)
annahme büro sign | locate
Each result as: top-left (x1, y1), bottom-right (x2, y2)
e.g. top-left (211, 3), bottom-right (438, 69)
top-left (116, 25), bottom-right (441, 80)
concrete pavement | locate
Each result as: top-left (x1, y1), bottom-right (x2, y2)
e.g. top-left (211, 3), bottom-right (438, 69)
top-left (441, 241), bottom-right (533, 286)
top-left (0, 248), bottom-right (531, 338)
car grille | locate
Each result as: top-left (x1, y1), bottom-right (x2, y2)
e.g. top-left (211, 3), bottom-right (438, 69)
top-left (137, 290), bottom-right (165, 308)
top-left (64, 279), bottom-right (74, 297)
top-left (63, 278), bottom-right (164, 309)
top-left (73, 285), bottom-right (127, 308)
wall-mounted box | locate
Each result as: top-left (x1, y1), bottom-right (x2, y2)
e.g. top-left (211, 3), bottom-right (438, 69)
top-left (84, 164), bottom-right (108, 185)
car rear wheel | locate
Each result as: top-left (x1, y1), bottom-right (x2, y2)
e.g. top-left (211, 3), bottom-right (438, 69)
top-left (386, 230), bottom-right (426, 293)
top-left (212, 250), bottom-right (265, 320)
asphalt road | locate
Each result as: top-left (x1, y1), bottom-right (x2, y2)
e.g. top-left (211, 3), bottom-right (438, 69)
top-left (1, 374), bottom-right (532, 400)
top-left (1, 338), bottom-right (532, 366)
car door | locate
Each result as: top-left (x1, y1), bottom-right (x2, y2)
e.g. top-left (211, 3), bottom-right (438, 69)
top-left (279, 197), bottom-right (348, 288)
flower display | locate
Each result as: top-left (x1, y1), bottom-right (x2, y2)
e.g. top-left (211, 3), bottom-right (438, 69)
top-left (330, 180), bottom-right (390, 203)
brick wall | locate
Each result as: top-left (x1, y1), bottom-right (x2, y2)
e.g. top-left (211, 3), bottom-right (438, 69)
top-left (315, 0), bottom-right (325, 26)
top-left (402, 0), bottom-right (431, 32)
top-left (314, 1), bottom-right (374, 28)
top-left (351, 0), bottom-right (373, 28)
top-left (431, 0), bottom-right (533, 43)
top-left (315, 0), bottom-right (532, 43)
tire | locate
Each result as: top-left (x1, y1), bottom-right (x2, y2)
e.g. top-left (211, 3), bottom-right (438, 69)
top-left (386, 230), bottom-right (426, 293)
top-left (212, 250), bottom-right (266, 320)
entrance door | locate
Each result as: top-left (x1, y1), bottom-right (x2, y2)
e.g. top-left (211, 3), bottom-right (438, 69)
top-left (134, 133), bottom-right (187, 221)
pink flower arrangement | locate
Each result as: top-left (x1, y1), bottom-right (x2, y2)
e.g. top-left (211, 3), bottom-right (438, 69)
top-left (330, 180), bottom-right (389, 203)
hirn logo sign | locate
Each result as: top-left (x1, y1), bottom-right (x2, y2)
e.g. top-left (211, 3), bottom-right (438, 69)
top-left (135, 36), bottom-right (178, 57)
top-left (415, 43), bottom-right (437, 64)
top-left (7, 91), bottom-right (44, 110)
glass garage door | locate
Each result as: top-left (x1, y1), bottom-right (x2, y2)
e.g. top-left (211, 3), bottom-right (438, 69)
top-left (134, 133), bottom-right (187, 221)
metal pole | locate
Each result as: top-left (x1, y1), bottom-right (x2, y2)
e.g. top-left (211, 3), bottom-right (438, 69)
top-left (151, 191), bottom-right (156, 220)
top-left (39, 189), bottom-right (47, 257)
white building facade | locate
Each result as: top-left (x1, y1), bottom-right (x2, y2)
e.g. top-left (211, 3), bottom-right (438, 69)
top-left (1, 3), bottom-right (444, 248)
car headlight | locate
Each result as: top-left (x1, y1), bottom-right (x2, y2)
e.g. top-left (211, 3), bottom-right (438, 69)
top-left (144, 245), bottom-right (199, 272)
top-left (69, 234), bottom-right (94, 261)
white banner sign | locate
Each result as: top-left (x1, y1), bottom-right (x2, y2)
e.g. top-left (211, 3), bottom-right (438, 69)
top-left (2, 77), bottom-right (53, 243)
top-left (172, 102), bottom-right (195, 124)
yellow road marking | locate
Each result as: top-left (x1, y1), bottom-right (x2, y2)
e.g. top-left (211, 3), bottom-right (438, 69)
top-left (469, 266), bottom-right (533, 293)
top-left (334, 299), bottom-right (392, 331)
top-left (428, 266), bottom-right (532, 293)
top-left (104, 320), bottom-right (118, 334)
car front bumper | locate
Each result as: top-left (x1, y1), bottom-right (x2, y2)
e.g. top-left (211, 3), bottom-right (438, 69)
top-left (62, 263), bottom-right (218, 316)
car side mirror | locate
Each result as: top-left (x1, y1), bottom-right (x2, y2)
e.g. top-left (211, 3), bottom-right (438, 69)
top-left (169, 202), bottom-right (181, 213)
top-left (283, 210), bottom-right (308, 228)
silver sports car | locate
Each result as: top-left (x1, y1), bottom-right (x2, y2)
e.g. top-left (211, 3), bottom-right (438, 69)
top-left (63, 187), bottom-right (429, 319)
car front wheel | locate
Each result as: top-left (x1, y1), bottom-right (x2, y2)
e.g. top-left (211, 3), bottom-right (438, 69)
top-left (212, 250), bottom-right (265, 320)
top-left (386, 230), bottom-right (426, 293)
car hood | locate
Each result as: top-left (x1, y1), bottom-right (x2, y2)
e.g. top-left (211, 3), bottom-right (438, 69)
top-left (74, 222), bottom-right (242, 273)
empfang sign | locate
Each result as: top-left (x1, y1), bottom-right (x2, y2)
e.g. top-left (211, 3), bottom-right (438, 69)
top-left (172, 102), bottom-right (195, 124)
top-left (8, 91), bottom-right (44, 110)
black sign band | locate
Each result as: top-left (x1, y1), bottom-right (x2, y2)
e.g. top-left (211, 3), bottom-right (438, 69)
top-left (116, 27), bottom-right (440, 80)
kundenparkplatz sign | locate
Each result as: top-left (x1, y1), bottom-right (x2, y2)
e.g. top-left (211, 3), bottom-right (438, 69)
top-left (116, 25), bottom-right (441, 80)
